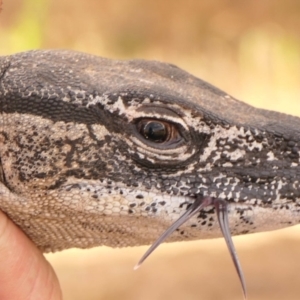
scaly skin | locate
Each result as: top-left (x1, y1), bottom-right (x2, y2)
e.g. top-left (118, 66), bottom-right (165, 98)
top-left (0, 50), bottom-right (299, 254)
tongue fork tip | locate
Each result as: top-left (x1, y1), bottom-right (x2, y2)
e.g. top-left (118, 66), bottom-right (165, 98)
top-left (134, 196), bottom-right (213, 269)
top-left (215, 199), bottom-right (247, 299)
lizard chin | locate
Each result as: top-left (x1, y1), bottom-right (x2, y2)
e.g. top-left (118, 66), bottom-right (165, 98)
top-left (135, 195), bottom-right (247, 299)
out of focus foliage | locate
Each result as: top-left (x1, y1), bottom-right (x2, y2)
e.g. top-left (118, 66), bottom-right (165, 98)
top-left (0, 0), bottom-right (300, 113)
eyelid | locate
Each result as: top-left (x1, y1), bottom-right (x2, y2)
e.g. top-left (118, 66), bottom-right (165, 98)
top-left (136, 106), bottom-right (181, 117)
top-left (133, 106), bottom-right (189, 131)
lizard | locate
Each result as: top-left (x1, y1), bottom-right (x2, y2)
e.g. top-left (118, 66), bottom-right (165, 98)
top-left (0, 49), bottom-right (300, 297)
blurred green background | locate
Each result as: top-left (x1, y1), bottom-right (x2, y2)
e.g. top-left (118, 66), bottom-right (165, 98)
top-left (1, 0), bottom-right (300, 299)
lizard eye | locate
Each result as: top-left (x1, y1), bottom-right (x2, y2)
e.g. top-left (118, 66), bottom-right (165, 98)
top-left (140, 120), bottom-right (167, 142)
top-left (137, 118), bottom-right (182, 144)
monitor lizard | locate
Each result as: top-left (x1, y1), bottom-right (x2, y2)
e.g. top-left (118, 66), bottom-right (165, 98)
top-left (0, 50), bottom-right (299, 297)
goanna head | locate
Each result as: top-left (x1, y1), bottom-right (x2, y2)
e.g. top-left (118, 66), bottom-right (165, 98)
top-left (0, 50), bottom-right (300, 253)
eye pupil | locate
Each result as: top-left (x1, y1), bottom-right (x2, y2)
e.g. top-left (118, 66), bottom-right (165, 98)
top-left (142, 121), bottom-right (167, 142)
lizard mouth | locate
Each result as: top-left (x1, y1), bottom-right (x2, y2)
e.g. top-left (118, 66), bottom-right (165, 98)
top-left (135, 196), bottom-right (247, 299)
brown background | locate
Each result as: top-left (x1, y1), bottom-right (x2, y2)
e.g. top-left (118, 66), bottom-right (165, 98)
top-left (1, 0), bottom-right (300, 299)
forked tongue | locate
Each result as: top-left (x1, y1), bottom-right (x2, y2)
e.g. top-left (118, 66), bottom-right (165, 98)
top-left (134, 196), bottom-right (247, 299)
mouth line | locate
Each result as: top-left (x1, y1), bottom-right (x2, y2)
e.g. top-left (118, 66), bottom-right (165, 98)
top-left (135, 195), bottom-right (247, 299)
